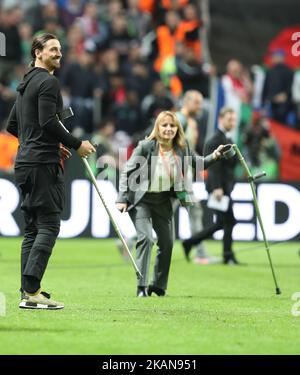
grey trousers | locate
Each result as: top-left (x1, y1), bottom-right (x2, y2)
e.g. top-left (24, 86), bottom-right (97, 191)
top-left (187, 202), bottom-right (208, 258)
top-left (173, 199), bottom-right (207, 257)
top-left (129, 192), bottom-right (173, 290)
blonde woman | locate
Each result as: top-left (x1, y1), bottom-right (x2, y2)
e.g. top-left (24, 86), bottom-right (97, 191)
top-left (116, 111), bottom-right (223, 297)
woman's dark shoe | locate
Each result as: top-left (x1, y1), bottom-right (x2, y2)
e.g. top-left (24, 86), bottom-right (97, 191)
top-left (137, 286), bottom-right (148, 297)
top-left (148, 285), bottom-right (165, 297)
top-left (182, 241), bottom-right (192, 262)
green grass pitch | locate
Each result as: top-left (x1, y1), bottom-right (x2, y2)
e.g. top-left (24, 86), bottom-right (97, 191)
top-left (0, 237), bottom-right (299, 354)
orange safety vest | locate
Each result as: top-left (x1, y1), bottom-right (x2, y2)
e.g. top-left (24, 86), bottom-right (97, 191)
top-left (170, 75), bottom-right (182, 97)
top-left (0, 133), bottom-right (18, 171)
top-left (138, 0), bottom-right (155, 14)
top-left (154, 25), bottom-right (181, 72)
top-left (161, 0), bottom-right (189, 9)
top-left (177, 20), bottom-right (202, 59)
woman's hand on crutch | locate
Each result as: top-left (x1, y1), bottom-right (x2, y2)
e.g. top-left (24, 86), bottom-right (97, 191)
top-left (116, 203), bottom-right (128, 212)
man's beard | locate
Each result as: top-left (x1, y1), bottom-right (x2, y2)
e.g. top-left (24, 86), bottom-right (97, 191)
top-left (51, 58), bottom-right (61, 68)
top-left (46, 58), bottom-right (61, 70)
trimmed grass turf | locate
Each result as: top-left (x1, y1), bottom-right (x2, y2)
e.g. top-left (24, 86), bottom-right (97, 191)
top-left (0, 237), bottom-right (299, 354)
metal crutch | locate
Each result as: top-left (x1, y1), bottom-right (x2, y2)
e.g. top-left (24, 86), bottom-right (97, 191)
top-left (57, 110), bottom-right (142, 280)
top-left (223, 144), bottom-right (281, 295)
top-left (81, 156), bottom-right (142, 280)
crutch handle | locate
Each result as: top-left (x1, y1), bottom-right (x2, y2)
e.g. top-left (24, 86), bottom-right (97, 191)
top-left (221, 144), bottom-right (236, 159)
top-left (57, 107), bottom-right (74, 120)
top-left (253, 171), bottom-right (267, 181)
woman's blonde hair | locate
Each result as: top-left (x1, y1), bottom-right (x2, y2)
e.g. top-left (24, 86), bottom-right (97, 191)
top-left (147, 111), bottom-right (186, 149)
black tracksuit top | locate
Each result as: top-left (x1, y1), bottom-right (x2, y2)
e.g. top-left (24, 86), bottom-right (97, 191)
top-left (6, 67), bottom-right (81, 167)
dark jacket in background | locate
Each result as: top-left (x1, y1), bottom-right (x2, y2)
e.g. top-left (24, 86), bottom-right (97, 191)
top-left (204, 129), bottom-right (237, 195)
top-left (262, 63), bottom-right (294, 103)
top-left (60, 62), bottom-right (98, 98)
top-left (0, 24), bottom-right (22, 63)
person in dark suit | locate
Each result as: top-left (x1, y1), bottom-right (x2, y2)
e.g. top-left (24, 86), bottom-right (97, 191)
top-left (116, 111), bottom-right (224, 297)
top-left (262, 49), bottom-right (294, 125)
top-left (182, 107), bottom-right (239, 265)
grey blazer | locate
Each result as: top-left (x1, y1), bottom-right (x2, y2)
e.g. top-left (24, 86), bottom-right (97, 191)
top-left (116, 139), bottom-right (216, 210)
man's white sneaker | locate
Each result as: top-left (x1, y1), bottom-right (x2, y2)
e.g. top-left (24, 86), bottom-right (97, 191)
top-left (19, 291), bottom-right (64, 310)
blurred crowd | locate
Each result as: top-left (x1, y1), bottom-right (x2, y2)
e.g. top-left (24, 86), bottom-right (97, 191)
top-left (0, 0), bottom-right (299, 179)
